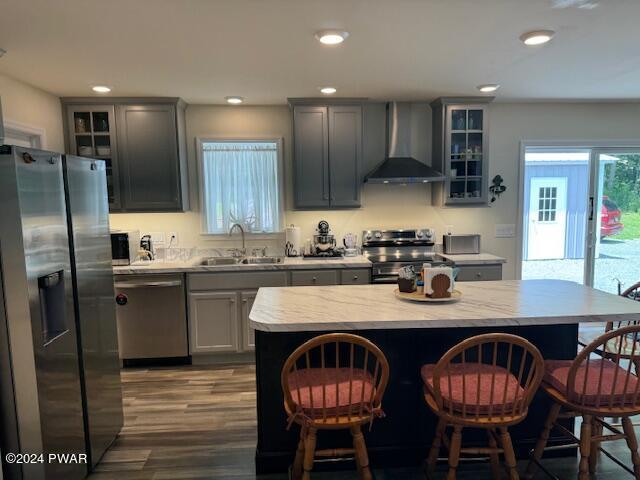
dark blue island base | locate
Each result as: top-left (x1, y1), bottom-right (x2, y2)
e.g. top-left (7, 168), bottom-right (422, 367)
top-left (254, 323), bottom-right (578, 474)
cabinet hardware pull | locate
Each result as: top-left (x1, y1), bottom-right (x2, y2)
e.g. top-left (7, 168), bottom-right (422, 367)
top-left (312, 277), bottom-right (317, 281)
top-left (354, 276), bottom-right (358, 280)
top-left (230, 299), bottom-right (236, 303)
top-left (242, 299), bottom-right (247, 303)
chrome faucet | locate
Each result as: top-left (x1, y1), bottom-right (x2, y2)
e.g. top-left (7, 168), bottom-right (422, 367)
top-left (229, 223), bottom-right (246, 256)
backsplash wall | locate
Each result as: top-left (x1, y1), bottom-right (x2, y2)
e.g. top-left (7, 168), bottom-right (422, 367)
top-left (110, 102), bottom-right (640, 279)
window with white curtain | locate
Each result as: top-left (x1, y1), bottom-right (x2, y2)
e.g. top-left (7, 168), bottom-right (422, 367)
top-left (200, 140), bottom-right (281, 234)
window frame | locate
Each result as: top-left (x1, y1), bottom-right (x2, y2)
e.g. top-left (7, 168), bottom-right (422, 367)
top-left (196, 136), bottom-right (285, 238)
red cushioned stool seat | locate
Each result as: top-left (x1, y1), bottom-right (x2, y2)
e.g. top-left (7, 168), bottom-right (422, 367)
top-left (421, 362), bottom-right (525, 415)
top-left (544, 358), bottom-right (639, 406)
top-left (288, 368), bottom-right (375, 417)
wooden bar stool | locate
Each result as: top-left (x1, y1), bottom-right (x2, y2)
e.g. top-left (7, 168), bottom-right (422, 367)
top-left (281, 333), bottom-right (390, 480)
top-left (578, 281), bottom-right (640, 367)
top-left (422, 333), bottom-right (545, 480)
top-left (525, 324), bottom-right (640, 480)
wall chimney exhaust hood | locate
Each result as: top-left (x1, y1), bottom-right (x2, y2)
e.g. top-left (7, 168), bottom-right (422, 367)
top-left (365, 102), bottom-right (445, 184)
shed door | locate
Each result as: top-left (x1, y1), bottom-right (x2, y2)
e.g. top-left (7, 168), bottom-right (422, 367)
top-left (527, 177), bottom-right (568, 260)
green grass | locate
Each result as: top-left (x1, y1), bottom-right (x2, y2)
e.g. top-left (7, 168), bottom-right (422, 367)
top-left (616, 210), bottom-right (640, 240)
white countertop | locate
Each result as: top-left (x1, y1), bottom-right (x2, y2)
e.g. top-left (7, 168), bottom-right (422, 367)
top-left (113, 255), bottom-right (372, 275)
top-left (249, 279), bottom-right (640, 332)
top-left (438, 252), bottom-right (506, 265)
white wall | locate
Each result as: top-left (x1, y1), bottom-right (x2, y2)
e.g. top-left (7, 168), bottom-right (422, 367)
top-left (0, 73), bottom-right (64, 151)
top-left (109, 102), bottom-right (640, 279)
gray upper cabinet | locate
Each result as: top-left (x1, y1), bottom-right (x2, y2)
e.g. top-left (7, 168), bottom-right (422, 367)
top-left (62, 98), bottom-right (188, 213)
top-left (117, 104), bottom-right (181, 211)
top-left (292, 102), bottom-right (362, 209)
top-left (431, 97), bottom-right (493, 206)
top-left (293, 106), bottom-right (330, 208)
top-left (65, 105), bottom-right (122, 210)
top-left (328, 106), bottom-right (362, 207)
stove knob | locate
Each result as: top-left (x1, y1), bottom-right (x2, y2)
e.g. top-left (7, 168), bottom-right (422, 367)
top-left (374, 232), bottom-right (382, 239)
top-left (416, 230), bottom-right (424, 238)
top-left (365, 232), bottom-right (372, 240)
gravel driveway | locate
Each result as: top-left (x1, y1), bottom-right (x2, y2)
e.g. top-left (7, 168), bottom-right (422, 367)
top-left (522, 238), bottom-right (640, 294)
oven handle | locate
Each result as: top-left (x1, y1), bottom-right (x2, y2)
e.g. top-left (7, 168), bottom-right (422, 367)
top-left (371, 276), bottom-right (399, 284)
top-left (114, 280), bottom-right (182, 289)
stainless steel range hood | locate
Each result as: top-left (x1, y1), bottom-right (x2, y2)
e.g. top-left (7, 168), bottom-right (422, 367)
top-left (365, 102), bottom-right (445, 184)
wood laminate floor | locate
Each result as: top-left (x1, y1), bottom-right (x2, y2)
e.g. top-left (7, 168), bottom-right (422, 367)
top-left (88, 364), bottom-right (639, 480)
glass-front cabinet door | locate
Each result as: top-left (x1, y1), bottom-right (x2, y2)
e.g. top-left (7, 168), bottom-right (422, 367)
top-left (67, 105), bottom-right (121, 210)
top-left (446, 105), bottom-right (487, 204)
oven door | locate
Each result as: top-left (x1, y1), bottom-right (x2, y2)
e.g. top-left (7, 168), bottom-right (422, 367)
top-left (371, 262), bottom-right (424, 284)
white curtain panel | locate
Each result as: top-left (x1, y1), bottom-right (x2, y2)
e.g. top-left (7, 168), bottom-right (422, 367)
top-left (202, 142), bottom-right (280, 233)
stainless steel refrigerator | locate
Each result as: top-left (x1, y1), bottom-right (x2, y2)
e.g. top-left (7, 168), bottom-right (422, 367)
top-left (0, 145), bottom-right (123, 480)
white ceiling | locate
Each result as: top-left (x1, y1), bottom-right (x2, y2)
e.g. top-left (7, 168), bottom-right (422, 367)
top-left (1, 0), bottom-right (640, 104)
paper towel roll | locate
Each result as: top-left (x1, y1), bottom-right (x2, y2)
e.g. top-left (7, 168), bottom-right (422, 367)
top-left (284, 225), bottom-right (302, 257)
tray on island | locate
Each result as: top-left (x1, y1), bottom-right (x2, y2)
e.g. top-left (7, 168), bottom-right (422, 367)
top-left (394, 288), bottom-right (462, 303)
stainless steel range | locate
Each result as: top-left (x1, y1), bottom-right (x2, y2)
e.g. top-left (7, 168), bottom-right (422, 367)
top-left (362, 228), bottom-right (454, 284)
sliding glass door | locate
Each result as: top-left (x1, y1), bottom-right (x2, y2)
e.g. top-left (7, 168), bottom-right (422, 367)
top-left (521, 148), bottom-right (590, 284)
top-left (521, 146), bottom-right (640, 294)
top-left (590, 149), bottom-right (640, 294)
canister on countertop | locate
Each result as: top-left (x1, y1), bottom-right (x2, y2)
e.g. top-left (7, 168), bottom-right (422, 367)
top-left (284, 225), bottom-right (302, 257)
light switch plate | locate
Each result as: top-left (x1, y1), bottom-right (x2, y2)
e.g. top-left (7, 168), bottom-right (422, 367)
top-left (495, 224), bottom-right (516, 238)
top-left (149, 231), bottom-right (166, 247)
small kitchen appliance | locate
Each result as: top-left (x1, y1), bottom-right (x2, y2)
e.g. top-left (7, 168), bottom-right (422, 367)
top-left (139, 234), bottom-right (155, 261)
top-left (110, 230), bottom-right (140, 265)
top-left (343, 232), bottom-right (358, 257)
top-left (362, 228), bottom-right (455, 283)
top-left (308, 220), bottom-right (340, 257)
top-left (443, 233), bottom-right (481, 254)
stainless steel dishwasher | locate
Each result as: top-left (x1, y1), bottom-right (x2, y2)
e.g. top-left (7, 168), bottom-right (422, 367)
top-left (114, 274), bottom-right (189, 364)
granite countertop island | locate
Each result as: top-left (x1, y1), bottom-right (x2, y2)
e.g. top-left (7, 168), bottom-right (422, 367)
top-left (251, 279), bottom-right (640, 474)
top-left (250, 279), bottom-right (640, 332)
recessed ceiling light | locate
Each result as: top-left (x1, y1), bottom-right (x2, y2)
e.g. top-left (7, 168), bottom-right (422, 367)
top-left (477, 84), bottom-right (500, 93)
top-left (225, 96), bottom-right (243, 104)
top-left (320, 87), bottom-right (337, 95)
top-left (315, 30), bottom-right (349, 45)
top-left (92, 85), bottom-right (111, 93)
top-left (520, 30), bottom-right (555, 46)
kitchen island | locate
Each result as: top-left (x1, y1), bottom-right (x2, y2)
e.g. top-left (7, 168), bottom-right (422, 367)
top-left (250, 280), bottom-right (640, 473)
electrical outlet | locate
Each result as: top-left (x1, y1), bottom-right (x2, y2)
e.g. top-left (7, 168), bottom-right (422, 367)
top-left (168, 232), bottom-right (179, 247)
top-left (495, 224), bottom-right (516, 238)
top-left (445, 225), bottom-right (454, 235)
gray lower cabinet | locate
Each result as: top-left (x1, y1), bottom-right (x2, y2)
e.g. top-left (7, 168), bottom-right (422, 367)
top-left (292, 103), bottom-right (362, 209)
top-left (187, 271), bottom-right (288, 355)
top-left (340, 269), bottom-right (371, 285)
top-left (290, 269), bottom-right (339, 286)
top-left (187, 268), bottom-right (371, 356)
top-left (240, 291), bottom-right (257, 350)
top-left (455, 264), bottom-right (503, 282)
top-left (188, 291), bottom-right (239, 353)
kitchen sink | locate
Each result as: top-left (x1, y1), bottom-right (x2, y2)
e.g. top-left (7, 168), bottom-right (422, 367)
top-left (240, 256), bottom-right (284, 265)
top-left (199, 257), bottom-right (241, 266)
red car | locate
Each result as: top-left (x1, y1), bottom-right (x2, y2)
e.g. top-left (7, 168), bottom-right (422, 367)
top-left (601, 196), bottom-right (624, 238)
